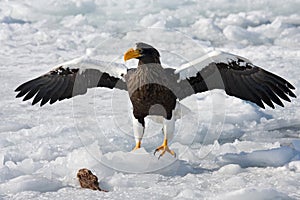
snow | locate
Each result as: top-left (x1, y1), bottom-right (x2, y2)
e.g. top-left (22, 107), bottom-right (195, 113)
top-left (216, 188), bottom-right (294, 200)
top-left (1, 0), bottom-right (300, 199)
top-left (217, 146), bottom-right (297, 168)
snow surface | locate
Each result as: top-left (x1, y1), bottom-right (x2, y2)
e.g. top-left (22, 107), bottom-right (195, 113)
top-left (1, 0), bottom-right (300, 199)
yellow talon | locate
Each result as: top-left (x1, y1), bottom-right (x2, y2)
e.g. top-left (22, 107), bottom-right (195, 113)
top-left (154, 139), bottom-right (176, 159)
top-left (131, 140), bottom-right (141, 152)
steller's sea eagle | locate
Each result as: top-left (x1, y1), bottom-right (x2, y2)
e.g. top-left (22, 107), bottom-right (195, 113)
top-left (15, 42), bottom-right (296, 158)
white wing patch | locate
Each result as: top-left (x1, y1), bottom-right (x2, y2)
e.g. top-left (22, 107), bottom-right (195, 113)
top-left (52, 56), bottom-right (128, 79)
top-left (50, 51), bottom-right (253, 82)
top-left (174, 51), bottom-right (253, 80)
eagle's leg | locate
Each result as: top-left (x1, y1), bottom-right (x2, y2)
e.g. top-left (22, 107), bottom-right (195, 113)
top-left (131, 117), bottom-right (145, 151)
top-left (132, 141), bottom-right (141, 151)
top-left (154, 139), bottom-right (176, 159)
top-left (154, 116), bottom-right (176, 159)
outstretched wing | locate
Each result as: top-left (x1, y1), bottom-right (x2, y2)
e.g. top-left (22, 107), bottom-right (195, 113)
top-left (174, 51), bottom-right (296, 109)
top-left (15, 57), bottom-right (128, 106)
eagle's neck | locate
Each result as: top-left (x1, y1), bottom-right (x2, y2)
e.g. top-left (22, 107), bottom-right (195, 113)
top-left (134, 61), bottom-right (165, 89)
top-left (137, 55), bottom-right (162, 74)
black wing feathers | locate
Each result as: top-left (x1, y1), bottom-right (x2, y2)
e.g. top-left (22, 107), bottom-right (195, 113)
top-left (15, 66), bottom-right (127, 106)
top-left (184, 60), bottom-right (296, 109)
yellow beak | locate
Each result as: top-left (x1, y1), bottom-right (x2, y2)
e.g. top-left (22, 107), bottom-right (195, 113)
top-left (124, 48), bottom-right (141, 61)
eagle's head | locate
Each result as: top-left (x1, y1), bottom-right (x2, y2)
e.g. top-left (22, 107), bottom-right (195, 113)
top-left (124, 42), bottom-right (160, 64)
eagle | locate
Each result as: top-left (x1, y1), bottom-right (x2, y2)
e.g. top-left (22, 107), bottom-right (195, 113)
top-left (15, 42), bottom-right (296, 158)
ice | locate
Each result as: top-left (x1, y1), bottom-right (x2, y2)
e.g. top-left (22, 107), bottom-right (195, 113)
top-left (288, 161), bottom-right (300, 173)
top-left (292, 140), bottom-right (300, 152)
top-left (215, 188), bottom-right (294, 200)
top-left (217, 146), bottom-right (298, 168)
top-left (0, 175), bottom-right (63, 194)
top-left (175, 188), bottom-right (202, 199)
top-left (1, 0), bottom-right (300, 199)
top-left (223, 25), bottom-right (270, 45)
top-left (217, 164), bottom-right (243, 175)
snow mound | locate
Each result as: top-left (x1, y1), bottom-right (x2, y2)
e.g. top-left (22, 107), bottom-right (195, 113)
top-left (100, 148), bottom-right (173, 173)
top-left (217, 146), bottom-right (298, 168)
top-left (217, 164), bottom-right (243, 175)
top-left (216, 188), bottom-right (293, 200)
top-left (100, 148), bottom-right (202, 176)
top-left (223, 25), bottom-right (270, 45)
top-left (288, 161), bottom-right (300, 173)
top-left (0, 175), bottom-right (62, 194)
